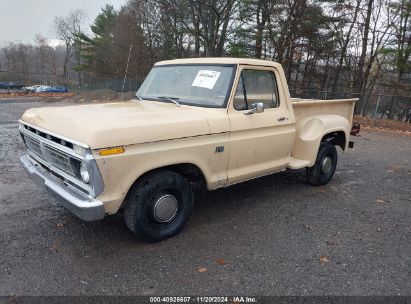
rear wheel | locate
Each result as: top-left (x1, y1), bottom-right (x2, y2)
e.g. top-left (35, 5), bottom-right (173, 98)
top-left (124, 170), bottom-right (193, 242)
top-left (306, 142), bottom-right (337, 186)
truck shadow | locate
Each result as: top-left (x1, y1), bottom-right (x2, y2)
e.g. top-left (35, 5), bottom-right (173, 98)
top-left (68, 168), bottom-right (311, 241)
top-left (191, 168), bottom-right (309, 221)
top-left (45, 167), bottom-right (340, 263)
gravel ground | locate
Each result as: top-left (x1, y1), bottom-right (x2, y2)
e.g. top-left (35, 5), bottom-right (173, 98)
top-left (0, 99), bottom-right (410, 296)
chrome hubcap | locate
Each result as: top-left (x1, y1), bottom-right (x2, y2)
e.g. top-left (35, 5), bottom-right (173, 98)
top-left (321, 156), bottom-right (332, 174)
top-left (153, 194), bottom-right (178, 223)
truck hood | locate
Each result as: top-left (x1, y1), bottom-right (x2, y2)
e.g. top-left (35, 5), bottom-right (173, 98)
top-left (21, 100), bottom-right (212, 149)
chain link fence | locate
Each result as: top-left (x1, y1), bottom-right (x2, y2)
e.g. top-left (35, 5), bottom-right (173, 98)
top-left (288, 88), bottom-right (410, 120)
top-left (1, 70), bottom-right (410, 121)
top-left (76, 76), bottom-right (144, 92)
top-left (0, 71), bottom-right (145, 93)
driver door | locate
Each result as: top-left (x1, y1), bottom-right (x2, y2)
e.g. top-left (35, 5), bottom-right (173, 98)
top-left (227, 65), bottom-right (295, 185)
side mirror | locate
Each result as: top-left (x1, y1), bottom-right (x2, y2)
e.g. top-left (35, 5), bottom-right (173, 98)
top-left (244, 102), bottom-right (264, 115)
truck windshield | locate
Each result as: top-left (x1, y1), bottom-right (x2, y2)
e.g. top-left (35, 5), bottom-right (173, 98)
top-left (136, 64), bottom-right (235, 108)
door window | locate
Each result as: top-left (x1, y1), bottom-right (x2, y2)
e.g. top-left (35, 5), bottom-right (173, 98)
top-left (233, 69), bottom-right (279, 111)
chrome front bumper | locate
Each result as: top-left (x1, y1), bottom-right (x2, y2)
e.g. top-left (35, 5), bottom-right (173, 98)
top-left (20, 154), bottom-right (106, 221)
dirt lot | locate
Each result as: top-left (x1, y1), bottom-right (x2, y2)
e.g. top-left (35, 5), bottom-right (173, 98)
top-left (0, 98), bottom-right (410, 296)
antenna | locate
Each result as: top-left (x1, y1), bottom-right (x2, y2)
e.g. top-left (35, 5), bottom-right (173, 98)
top-left (121, 44), bottom-right (133, 102)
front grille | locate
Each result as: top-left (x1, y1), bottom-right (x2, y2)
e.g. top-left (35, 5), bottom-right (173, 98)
top-left (43, 145), bottom-right (76, 175)
top-left (23, 133), bottom-right (77, 176)
top-left (25, 136), bottom-right (42, 156)
top-left (20, 123), bottom-right (97, 196)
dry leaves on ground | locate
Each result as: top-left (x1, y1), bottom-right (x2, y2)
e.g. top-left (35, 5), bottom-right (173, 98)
top-left (50, 242), bottom-right (59, 252)
top-left (56, 222), bottom-right (66, 228)
top-left (353, 115), bottom-right (411, 134)
top-left (304, 224), bottom-right (313, 230)
top-left (320, 255), bottom-right (330, 263)
top-left (197, 267), bottom-right (207, 273)
top-left (216, 259), bottom-right (227, 265)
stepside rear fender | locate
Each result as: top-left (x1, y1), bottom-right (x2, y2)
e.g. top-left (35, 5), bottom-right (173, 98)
top-left (292, 114), bottom-right (350, 167)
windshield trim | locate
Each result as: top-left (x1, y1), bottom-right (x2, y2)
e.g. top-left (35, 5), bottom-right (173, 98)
top-left (138, 63), bottom-right (238, 109)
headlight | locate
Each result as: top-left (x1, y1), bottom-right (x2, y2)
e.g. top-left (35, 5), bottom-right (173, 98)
top-left (80, 162), bottom-right (90, 184)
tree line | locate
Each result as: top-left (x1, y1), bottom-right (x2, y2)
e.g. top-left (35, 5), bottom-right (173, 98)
top-left (1, 0), bottom-right (410, 120)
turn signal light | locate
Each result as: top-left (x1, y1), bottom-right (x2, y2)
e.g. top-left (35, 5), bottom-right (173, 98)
top-left (99, 147), bottom-right (125, 156)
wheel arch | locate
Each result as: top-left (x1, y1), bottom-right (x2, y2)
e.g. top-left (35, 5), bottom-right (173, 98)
top-left (120, 162), bottom-right (207, 210)
top-left (147, 163), bottom-right (207, 184)
top-left (292, 114), bottom-right (350, 166)
top-left (321, 130), bottom-right (346, 151)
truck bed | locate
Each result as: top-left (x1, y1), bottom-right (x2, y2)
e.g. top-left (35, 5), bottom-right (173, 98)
top-left (288, 98), bottom-right (357, 169)
top-left (291, 98), bottom-right (357, 126)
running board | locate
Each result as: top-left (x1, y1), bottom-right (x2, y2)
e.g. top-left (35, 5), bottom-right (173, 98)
top-left (288, 158), bottom-right (310, 169)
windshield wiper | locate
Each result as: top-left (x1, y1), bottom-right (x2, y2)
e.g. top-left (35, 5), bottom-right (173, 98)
top-left (157, 96), bottom-right (180, 107)
top-left (135, 94), bottom-right (143, 101)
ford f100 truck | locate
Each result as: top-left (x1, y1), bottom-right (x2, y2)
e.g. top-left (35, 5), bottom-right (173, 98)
top-left (19, 58), bottom-right (357, 241)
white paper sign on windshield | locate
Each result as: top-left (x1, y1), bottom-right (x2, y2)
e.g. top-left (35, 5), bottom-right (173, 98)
top-left (192, 70), bottom-right (221, 89)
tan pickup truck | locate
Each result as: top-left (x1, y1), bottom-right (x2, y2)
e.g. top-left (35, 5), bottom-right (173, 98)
top-left (19, 58), bottom-right (357, 241)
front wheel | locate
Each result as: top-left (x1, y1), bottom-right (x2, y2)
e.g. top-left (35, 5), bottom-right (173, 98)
top-left (124, 170), bottom-right (193, 242)
top-left (306, 142), bottom-right (337, 186)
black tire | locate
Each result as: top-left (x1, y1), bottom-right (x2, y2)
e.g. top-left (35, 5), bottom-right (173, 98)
top-left (306, 142), bottom-right (338, 186)
top-left (124, 170), bottom-right (193, 242)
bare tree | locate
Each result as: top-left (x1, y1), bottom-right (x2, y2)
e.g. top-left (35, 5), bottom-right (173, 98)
top-left (34, 34), bottom-right (58, 82)
top-left (330, 0), bottom-right (362, 95)
top-left (2, 42), bottom-right (32, 81)
top-left (353, 0), bottom-right (374, 113)
top-left (387, 0), bottom-right (411, 119)
top-left (53, 9), bottom-right (86, 84)
top-left (188, 0), bottom-right (237, 56)
top-left (255, 0), bottom-right (269, 58)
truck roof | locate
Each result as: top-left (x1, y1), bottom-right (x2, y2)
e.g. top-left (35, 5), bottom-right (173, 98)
top-left (156, 57), bottom-right (282, 67)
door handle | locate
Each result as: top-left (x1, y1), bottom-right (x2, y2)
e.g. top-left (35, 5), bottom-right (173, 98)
top-left (277, 117), bottom-right (287, 121)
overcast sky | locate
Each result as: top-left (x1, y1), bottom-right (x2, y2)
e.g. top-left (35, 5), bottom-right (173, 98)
top-left (0, 0), bottom-right (127, 45)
